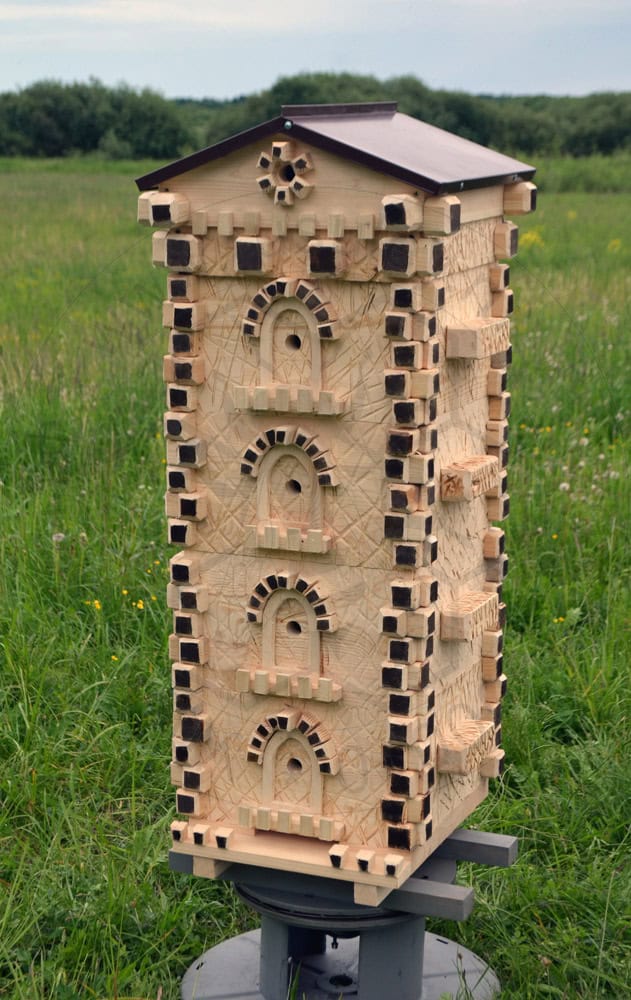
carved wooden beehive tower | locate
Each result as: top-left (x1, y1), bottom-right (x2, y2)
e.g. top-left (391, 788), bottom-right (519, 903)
top-left (137, 102), bottom-right (535, 904)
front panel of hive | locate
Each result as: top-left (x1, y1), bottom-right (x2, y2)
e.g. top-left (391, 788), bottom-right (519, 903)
top-left (141, 135), bottom-right (534, 897)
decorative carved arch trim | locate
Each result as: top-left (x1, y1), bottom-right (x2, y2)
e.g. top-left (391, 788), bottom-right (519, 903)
top-left (241, 278), bottom-right (337, 340)
top-left (240, 426), bottom-right (339, 487)
top-left (246, 710), bottom-right (338, 777)
top-left (246, 573), bottom-right (336, 629)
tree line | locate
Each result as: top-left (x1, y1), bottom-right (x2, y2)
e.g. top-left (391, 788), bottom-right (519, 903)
top-left (1, 74), bottom-right (630, 160)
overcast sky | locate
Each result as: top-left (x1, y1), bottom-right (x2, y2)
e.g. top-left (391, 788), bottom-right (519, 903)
top-left (1, 0), bottom-right (630, 100)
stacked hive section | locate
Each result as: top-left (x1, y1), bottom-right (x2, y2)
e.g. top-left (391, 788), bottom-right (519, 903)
top-left (138, 144), bottom-right (535, 900)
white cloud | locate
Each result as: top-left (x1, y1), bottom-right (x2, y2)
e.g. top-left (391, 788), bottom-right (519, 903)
top-left (3, 0), bottom-right (626, 30)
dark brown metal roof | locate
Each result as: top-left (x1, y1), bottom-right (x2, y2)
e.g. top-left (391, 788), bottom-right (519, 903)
top-left (136, 102), bottom-right (535, 195)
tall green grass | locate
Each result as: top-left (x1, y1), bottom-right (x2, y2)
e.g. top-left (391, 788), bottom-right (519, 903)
top-left (0, 165), bottom-right (629, 998)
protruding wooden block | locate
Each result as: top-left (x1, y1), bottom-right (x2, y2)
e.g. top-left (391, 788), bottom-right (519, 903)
top-left (217, 211), bottom-right (234, 236)
top-left (406, 607), bottom-right (437, 639)
top-left (441, 455), bottom-right (498, 501)
top-left (380, 238), bottom-right (417, 277)
top-left (503, 181), bottom-right (537, 215)
top-left (147, 192), bottom-right (190, 227)
top-left (484, 673), bottom-right (507, 703)
top-left (485, 553), bottom-right (509, 582)
top-left (329, 844), bottom-right (348, 870)
top-left (482, 654), bottom-right (503, 682)
top-left (172, 738), bottom-right (201, 766)
top-left (486, 419), bottom-right (509, 447)
top-left (421, 279), bottom-right (445, 311)
top-left (494, 221), bottom-right (519, 259)
top-left (441, 592), bottom-right (499, 641)
top-left (164, 234), bottom-right (203, 272)
top-left (416, 239), bottom-right (444, 275)
top-left (166, 439), bottom-right (207, 469)
top-left (446, 318), bottom-right (511, 360)
top-left (437, 720), bottom-right (495, 774)
top-left (168, 518), bottom-right (198, 547)
top-left (234, 237), bottom-right (272, 273)
top-left (486, 367), bottom-right (507, 401)
top-left (169, 633), bottom-right (209, 666)
top-left (182, 763), bottom-right (212, 793)
top-left (298, 213), bottom-right (316, 236)
top-left (165, 491), bottom-right (208, 524)
top-left (488, 391), bottom-right (511, 420)
top-left (191, 210), bottom-right (207, 236)
top-left (243, 210), bottom-right (261, 235)
top-left (381, 194), bottom-right (423, 231)
top-left (166, 383), bottom-right (197, 413)
top-left (170, 820), bottom-right (189, 843)
top-left (176, 788), bottom-right (208, 817)
top-left (423, 195), bottom-right (461, 235)
top-left (327, 213), bottom-right (345, 238)
top-left (492, 289), bottom-right (514, 317)
top-left (163, 410), bottom-right (197, 441)
top-left (169, 550), bottom-right (200, 587)
top-left (163, 355), bottom-right (205, 385)
top-left (487, 493), bottom-right (511, 521)
top-left (480, 749), bottom-right (505, 778)
top-left (483, 527), bottom-right (505, 559)
top-left (489, 263), bottom-right (510, 291)
top-left (308, 240), bottom-right (344, 276)
top-left (357, 213), bottom-right (375, 239)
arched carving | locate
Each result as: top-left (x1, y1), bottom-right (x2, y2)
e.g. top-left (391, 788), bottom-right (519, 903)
top-left (246, 574), bottom-right (335, 630)
top-left (261, 299), bottom-right (322, 394)
top-left (263, 731), bottom-right (322, 812)
top-left (259, 446), bottom-right (320, 526)
top-left (240, 426), bottom-right (338, 488)
top-left (246, 710), bottom-right (338, 781)
top-left (262, 589), bottom-right (320, 673)
top-left (241, 278), bottom-right (336, 341)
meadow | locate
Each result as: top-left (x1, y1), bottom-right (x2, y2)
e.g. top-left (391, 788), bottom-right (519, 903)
top-left (0, 158), bottom-right (629, 999)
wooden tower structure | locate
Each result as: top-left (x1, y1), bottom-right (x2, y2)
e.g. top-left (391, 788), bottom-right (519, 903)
top-left (136, 102), bottom-right (536, 905)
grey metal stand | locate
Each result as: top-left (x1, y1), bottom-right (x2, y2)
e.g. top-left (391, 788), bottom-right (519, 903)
top-left (176, 828), bottom-right (516, 1000)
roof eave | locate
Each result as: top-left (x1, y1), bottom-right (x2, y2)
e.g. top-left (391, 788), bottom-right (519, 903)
top-left (135, 116), bottom-right (288, 190)
top-left (136, 114), bottom-right (536, 195)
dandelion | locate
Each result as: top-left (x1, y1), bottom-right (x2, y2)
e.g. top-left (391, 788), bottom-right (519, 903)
top-left (583, 427), bottom-right (590, 435)
top-left (79, 531), bottom-right (88, 545)
top-left (154, 559), bottom-right (160, 565)
top-left (93, 599), bottom-right (102, 611)
top-left (551, 533), bottom-right (558, 540)
top-left (52, 532), bottom-right (66, 544)
top-left (122, 588), bottom-right (129, 595)
top-left (553, 616), bottom-right (565, 624)
top-left (559, 482), bottom-right (570, 492)
top-left (565, 421), bottom-right (573, 428)
top-left (151, 594), bottom-right (157, 601)
top-left (137, 599), bottom-right (145, 610)
top-left (566, 210), bottom-right (577, 221)
top-left (609, 471), bottom-right (620, 480)
top-left (111, 655), bottom-right (119, 662)
top-left (579, 437), bottom-right (589, 447)
top-left (607, 237), bottom-right (621, 253)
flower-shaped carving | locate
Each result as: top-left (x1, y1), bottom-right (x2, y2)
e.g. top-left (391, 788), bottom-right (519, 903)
top-left (256, 141), bottom-right (314, 206)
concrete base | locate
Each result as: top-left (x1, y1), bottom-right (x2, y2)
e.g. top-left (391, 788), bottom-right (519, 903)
top-left (181, 928), bottom-right (500, 999)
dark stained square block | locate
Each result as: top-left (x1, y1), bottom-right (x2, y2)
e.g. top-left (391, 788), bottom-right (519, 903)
top-left (166, 240), bottom-right (191, 268)
top-left (236, 241), bottom-right (263, 271)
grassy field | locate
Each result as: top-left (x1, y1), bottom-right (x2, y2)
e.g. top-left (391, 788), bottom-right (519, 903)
top-left (0, 159), bottom-right (629, 999)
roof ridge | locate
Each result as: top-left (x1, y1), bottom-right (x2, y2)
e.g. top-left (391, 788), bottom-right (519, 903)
top-left (281, 102), bottom-right (398, 118)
